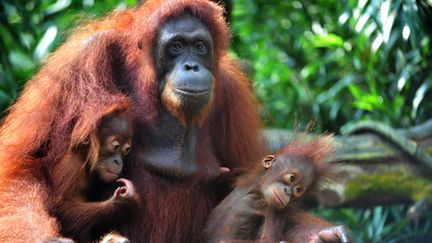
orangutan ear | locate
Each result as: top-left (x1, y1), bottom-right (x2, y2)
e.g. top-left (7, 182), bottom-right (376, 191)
top-left (261, 155), bottom-right (275, 169)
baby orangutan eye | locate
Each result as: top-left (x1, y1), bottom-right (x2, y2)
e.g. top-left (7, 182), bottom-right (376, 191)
top-left (293, 185), bottom-right (304, 197)
top-left (284, 173), bottom-right (297, 184)
top-left (112, 140), bottom-right (120, 151)
top-left (289, 174), bottom-right (296, 182)
top-left (122, 144), bottom-right (131, 155)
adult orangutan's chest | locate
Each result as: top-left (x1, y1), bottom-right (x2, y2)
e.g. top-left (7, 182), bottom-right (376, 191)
top-left (119, 170), bottom-right (221, 243)
top-left (128, 118), bottom-right (222, 179)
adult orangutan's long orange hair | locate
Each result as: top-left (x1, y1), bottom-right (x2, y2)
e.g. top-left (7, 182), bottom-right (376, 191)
top-left (0, 1), bottom-right (265, 242)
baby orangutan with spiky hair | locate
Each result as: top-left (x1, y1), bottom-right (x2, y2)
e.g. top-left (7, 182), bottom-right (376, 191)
top-left (205, 136), bottom-right (351, 243)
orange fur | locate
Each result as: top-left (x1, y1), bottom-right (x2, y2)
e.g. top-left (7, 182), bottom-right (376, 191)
top-left (161, 76), bottom-right (216, 126)
top-left (238, 134), bottom-right (336, 189)
top-left (0, 177), bottom-right (61, 242)
top-left (0, 1), bottom-right (265, 242)
top-left (204, 136), bottom-right (341, 243)
top-left (47, 104), bottom-right (135, 243)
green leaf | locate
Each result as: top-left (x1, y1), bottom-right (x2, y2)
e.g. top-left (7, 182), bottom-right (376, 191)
top-left (310, 33), bottom-right (344, 48)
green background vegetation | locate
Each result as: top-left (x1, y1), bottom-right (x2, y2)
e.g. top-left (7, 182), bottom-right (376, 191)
top-left (1, 0), bottom-right (432, 242)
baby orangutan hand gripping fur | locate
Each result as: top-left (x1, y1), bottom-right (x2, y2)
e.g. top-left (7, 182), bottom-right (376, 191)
top-left (205, 138), bottom-right (351, 243)
top-left (50, 110), bottom-right (139, 242)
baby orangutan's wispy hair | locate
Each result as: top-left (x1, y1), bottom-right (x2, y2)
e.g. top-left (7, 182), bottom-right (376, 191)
top-left (237, 134), bottom-right (338, 192)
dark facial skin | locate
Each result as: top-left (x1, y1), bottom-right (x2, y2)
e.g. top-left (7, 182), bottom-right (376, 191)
top-left (260, 155), bottom-right (315, 210)
top-left (90, 115), bottom-right (133, 183)
top-left (154, 13), bottom-right (215, 120)
top-left (135, 13), bottom-right (219, 179)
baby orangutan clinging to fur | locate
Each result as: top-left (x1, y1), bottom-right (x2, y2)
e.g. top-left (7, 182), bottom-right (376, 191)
top-left (205, 137), bottom-right (351, 243)
top-left (50, 108), bottom-right (139, 242)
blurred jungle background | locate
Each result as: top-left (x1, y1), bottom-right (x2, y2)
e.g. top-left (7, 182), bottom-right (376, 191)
top-left (1, 0), bottom-right (432, 242)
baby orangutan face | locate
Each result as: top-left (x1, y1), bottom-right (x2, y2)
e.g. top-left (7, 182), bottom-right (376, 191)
top-left (259, 155), bottom-right (315, 210)
top-left (91, 114), bottom-right (133, 183)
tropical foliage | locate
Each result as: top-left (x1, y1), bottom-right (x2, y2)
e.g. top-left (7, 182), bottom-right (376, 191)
top-left (0, 0), bottom-right (137, 112)
top-left (231, 0), bottom-right (432, 132)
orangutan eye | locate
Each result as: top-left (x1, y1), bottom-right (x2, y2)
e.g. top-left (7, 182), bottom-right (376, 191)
top-left (122, 144), bottom-right (131, 155)
top-left (171, 40), bottom-right (184, 51)
top-left (195, 41), bottom-right (205, 50)
top-left (284, 173), bottom-right (297, 184)
top-left (289, 174), bottom-right (296, 182)
top-left (293, 185), bottom-right (304, 197)
top-left (111, 140), bottom-right (120, 151)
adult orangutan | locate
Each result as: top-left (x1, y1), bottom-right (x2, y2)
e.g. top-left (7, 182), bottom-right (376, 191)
top-left (0, 0), bottom-right (350, 242)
